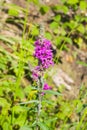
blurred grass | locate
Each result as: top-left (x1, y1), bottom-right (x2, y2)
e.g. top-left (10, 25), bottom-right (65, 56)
top-left (0, 0), bottom-right (87, 130)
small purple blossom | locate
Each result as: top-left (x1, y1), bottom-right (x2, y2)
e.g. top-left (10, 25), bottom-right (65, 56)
top-left (32, 66), bottom-right (40, 81)
top-left (41, 83), bottom-right (52, 96)
top-left (43, 83), bottom-right (52, 90)
top-left (32, 71), bottom-right (38, 81)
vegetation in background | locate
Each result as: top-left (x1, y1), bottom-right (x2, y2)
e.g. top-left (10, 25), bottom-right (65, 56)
top-left (0, 0), bottom-right (87, 129)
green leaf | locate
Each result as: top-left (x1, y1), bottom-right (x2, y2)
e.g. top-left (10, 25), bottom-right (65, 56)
top-left (59, 28), bottom-right (66, 36)
top-left (53, 29), bottom-right (58, 34)
top-left (76, 108), bottom-right (87, 130)
top-left (8, 8), bottom-right (19, 16)
top-left (77, 24), bottom-right (85, 34)
top-left (50, 22), bottom-right (58, 29)
top-left (42, 100), bottom-right (55, 105)
top-left (14, 113), bottom-right (27, 126)
top-left (76, 100), bottom-right (83, 113)
top-left (40, 5), bottom-right (50, 15)
top-left (13, 106), bottom-right (24, 113)
top-left (0, 98), bottom-right (10, 116)
top-left (15, 88), bottom-right (25, 99)
top-left (46, 117), bottom-right (57, 123)
top-left (38, 122), bottom-right (49, 130)
top-left (29, 0), bottom-right (39, 5)
top-left (63, 37), bottom-right (72, 44)
top-left (53, 15), bottom-right (61, 22)
top-left (31, 26), bottom-right (39, 36)
top-left (45, 32), bottom-right (52, 40)
top-left (67, 20), bottom-right (78, 30)
top-left (67, 0), bottom-right (79, 5)
top-left (3, 122), bottom-right (11, 130)
top-left (74, 37), bottom-right (83, 48)
top-left (18, 100), bottom-right (39, 105)
top-left (0, 35), bottom-right (15, 44)
top-left (0, 98), bottom-right (10, 108)
top-left (58, 102), bottom-right (72, 120)
top-left (61, 0), bottom-right (68, 3)
top-left (80, 1), bottom-right (87, 10)
top-left (62, 5), bottom-right (69, 13)
top-left (77, 61), bottom-right (87, 67)
top-left (44, 90), bottom-right (62, 96)
top-left (52, 5), bottom-right (68, 14)
top-left (20, 126), bottom-right (32, 130)
top-left (75, 15), bottom-right (82, 22)
top-left (0, 87), bottom-right (3, 96)
top-left (54, 37), bottom-right (62, 46)
top-left (13, 106), bottom-right (27, 126)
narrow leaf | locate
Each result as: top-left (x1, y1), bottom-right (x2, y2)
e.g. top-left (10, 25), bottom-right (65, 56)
top-left (17, 100), bottom-right (39, 105)
top-left (38, 122), bottom-right (49, 130)
top-left (44, 90), bottom-right (62, 96)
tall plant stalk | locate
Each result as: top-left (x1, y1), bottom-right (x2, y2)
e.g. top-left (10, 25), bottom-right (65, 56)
top-left (36, 77), bottom-right (43, 130)
top-left (36, 23), bottom-right (45, 130)
top-left (33, 22), bottom-right (53, 129)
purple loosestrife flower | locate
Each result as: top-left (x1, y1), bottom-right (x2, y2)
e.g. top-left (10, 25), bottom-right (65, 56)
top-left (41, 83), bottom-right (52, 96)
top-left (32, 38), bottom-right (53, 97)
top-left (34, 39), bottom-right (54, 69)
top-left (43, 83), bottom-right (52, 90)
top-left (32, 38), bottom-right (54, 84)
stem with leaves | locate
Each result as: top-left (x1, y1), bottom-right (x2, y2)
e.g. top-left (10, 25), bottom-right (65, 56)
top-left (36, 23), bottom-right (45, 130)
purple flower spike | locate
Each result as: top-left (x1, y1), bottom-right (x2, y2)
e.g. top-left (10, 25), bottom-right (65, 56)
top-left (34, 38), bottom-right (54, 69)
top-left (32, 38), bottom-right (54, 81)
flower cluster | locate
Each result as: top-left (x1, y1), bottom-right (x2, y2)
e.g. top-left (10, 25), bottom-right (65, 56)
top-left (32, 38), bottom-right (54, 94)
top-left (34, 39), bottom-right (54, 69)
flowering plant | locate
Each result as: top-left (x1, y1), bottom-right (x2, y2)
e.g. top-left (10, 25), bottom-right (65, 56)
top-left (32, 37), bottom-right (54, 129)
top-left (33, 38), bottom-right (54, 89)
top-left (34, 39), bottom-right (54, 69)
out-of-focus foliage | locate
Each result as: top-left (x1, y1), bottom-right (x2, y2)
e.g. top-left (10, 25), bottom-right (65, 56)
top-left (0, 0), bottom-right (87, 129)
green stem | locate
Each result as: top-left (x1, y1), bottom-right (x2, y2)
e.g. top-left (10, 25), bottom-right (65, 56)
top-left (36, 77), bottom-right (44, 130)
top-left (76, 108), bottom-right (87, 130)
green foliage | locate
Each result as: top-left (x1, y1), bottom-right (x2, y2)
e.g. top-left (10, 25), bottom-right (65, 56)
top-left (67, 0), bottom-right (79, 5)
top-left (80, 1), bottom-right (87, 10)
top-left (52, 5), bottom-right (69, 14)
top-left (45, 32), bottom-right (52, 40)
top-left (0, 0), bottom-right (87, 130)
top-left (53, 15), bottom-right (61, 22)
top-left (8, 8), bottom-right (19, 16)
top-left (44, 90), bottom-right (62, 96)
top-left (37, 122), bottom-right (49, 130)
top-left (20, 126), bottom-right (32, 130)
top-left (50, 22), bottom-right (59, 29)
top-left (40, 5), bottom-right (50, 15)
